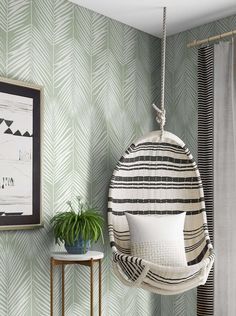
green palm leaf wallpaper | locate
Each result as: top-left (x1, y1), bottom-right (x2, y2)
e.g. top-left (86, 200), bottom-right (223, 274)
top-left (0, 0), bottom-right (159, 315)
top-left (0, 0), bottom-right (236, 314)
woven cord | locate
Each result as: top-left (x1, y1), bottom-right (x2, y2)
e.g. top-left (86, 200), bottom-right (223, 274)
top-left (161, 7), bottom-right (166, 114)
top-left (152, 7), bottom-right (167, 138)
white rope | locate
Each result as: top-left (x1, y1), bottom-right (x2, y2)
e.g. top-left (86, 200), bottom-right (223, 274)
top-left (153, 7), bottom-right (167, 138)
top-left (152, 103), bottom-right (166, 129)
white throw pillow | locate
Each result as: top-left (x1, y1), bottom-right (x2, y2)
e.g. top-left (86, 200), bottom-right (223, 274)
top-left (125, 212), bottom-right (187, 267)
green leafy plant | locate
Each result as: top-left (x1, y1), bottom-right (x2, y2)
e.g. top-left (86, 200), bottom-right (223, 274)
top-left (50, 197), bottom-right (104, 246)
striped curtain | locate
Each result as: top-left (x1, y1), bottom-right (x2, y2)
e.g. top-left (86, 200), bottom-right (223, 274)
top-left (197, 46), bottom-right (214, 316)
top-left (214, 40), bottom-right (236, 316)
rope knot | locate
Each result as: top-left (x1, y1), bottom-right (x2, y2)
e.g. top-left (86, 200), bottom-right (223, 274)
top-left (152, 103), bottom-right (166, 131)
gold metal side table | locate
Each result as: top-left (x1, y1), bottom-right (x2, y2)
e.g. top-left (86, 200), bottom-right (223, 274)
top-left (50, 251), bottom-right (104, 316)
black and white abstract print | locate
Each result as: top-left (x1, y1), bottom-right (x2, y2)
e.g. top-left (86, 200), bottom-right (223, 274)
top-left (0, 92), bottom-right (33, 216)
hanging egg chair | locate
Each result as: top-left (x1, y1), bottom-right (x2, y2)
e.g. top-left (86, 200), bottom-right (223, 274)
top-left (107, 7), bottom-right (214, 295)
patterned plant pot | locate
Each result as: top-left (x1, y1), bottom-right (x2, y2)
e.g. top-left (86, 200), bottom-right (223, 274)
top-left (65, 238), bottom-right (90, 254)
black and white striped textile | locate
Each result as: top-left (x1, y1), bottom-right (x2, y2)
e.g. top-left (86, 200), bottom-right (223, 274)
top-left (197, 45), bottom-right (214, 315)
top-left (108, 130), bottom-right (215, 295)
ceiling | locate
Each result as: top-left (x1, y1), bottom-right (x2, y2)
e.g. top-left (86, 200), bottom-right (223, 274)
top-left (69, 0), bottom-right (236, 37)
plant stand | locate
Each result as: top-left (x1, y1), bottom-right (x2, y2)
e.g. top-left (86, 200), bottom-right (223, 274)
top-left (50, 251), bottom-right (104, 316)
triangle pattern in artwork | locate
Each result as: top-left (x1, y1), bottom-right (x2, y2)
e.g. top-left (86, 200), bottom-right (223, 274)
top-left (4, 128), bottom-right (13, 135)
top-left (4, 120), bottom-right (13, 127)
top-left (13, 130), bottom-right (22, 136)
top-left (3, 128), bottom-right (32, 137)
top-left (23, 131), bottom-right (31, 137)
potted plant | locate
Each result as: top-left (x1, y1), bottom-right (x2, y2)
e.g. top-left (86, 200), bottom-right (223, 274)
top-left (50, 197), bottom-right (104, 254)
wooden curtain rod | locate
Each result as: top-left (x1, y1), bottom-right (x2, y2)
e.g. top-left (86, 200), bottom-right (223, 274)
top-left (187, 29), bottom-right (236, 48)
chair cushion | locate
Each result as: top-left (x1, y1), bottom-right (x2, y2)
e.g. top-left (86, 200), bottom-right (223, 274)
top-left (125, 212), bottom-right (187, 267)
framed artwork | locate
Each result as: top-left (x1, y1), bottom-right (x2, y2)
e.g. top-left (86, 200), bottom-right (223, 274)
top-left (0, 77), bottom-right (43, 230)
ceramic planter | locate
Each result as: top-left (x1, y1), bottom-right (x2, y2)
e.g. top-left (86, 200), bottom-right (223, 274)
top-left (65, 238), bottom-right (91, 254)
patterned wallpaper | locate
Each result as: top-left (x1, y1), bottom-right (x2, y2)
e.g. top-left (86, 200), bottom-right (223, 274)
top-left (0, 0), bottom-right (160, 315)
